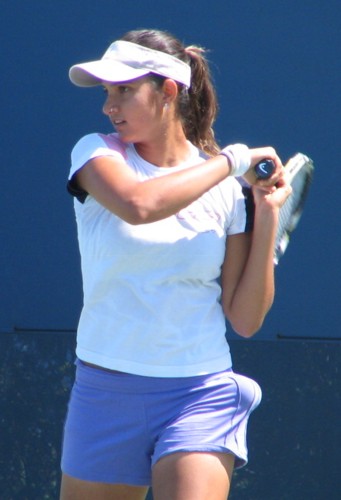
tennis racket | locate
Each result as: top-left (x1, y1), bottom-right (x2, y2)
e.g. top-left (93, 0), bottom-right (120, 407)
top-left (254, 153), bottom-right (314, 264)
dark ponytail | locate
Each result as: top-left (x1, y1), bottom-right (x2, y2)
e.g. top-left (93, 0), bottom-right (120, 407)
top-left (120, 29), bottom-right (220, 156)
top-left (182, 45), bottom-right (219, 156)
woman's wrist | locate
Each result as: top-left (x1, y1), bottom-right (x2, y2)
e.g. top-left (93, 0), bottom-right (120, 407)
top-left (219, 144), bottom-right (251, 177)
top-left (254, 202), bottom-right (280, 232)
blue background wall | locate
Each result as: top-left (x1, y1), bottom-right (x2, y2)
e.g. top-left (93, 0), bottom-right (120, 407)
top-left (1, 0), bottom-right (340, 339)
top-left (1, 1), bottom-right (340, 498)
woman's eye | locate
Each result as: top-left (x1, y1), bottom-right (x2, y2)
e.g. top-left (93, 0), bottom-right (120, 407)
top-left (102, 85), bottom-right (131, 96)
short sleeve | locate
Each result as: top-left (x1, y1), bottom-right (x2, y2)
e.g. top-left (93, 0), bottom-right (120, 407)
top-left (68, 133), bottom-right (126, 180)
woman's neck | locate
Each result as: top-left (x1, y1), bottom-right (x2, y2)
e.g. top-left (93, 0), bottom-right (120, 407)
top-left (134, 122), bottom-right (191, 168)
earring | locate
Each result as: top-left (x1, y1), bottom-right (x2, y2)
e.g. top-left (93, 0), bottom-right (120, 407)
top-left (164, 102), bottom-right (169, 111)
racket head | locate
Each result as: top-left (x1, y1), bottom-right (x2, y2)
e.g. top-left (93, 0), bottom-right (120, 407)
top-left (274, 153), bottom-right (314, 264)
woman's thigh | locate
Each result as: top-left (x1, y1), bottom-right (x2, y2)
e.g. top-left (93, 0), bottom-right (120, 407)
top-left (60, 473), bottom-right (149, 500)
top-left (152, 451), bottom-right (235, 500)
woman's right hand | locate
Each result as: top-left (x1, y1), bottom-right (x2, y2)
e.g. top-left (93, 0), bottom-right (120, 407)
top-left (242, 147), bottom-right (283, 187)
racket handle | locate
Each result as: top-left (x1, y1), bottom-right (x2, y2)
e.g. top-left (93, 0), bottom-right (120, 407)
top-left (254, 159), bottom-right (275, 179)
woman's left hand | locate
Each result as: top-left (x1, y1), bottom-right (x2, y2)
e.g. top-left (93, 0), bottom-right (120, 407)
top-left (252, 172), bottom-right (292, 210)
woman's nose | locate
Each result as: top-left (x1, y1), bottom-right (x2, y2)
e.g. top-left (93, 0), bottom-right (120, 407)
top-left (103, 98), bottom-right (118, 116)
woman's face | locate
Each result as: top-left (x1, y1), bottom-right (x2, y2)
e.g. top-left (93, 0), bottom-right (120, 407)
top-left (102, 77), bottom-right (166, 144)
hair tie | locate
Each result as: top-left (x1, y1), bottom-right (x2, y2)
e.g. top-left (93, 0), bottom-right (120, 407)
top-left (185, 45), bottom-right (205, 58)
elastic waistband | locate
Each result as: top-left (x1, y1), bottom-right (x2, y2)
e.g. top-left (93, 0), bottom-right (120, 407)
top-left (75, 358), bottom-right (233, 394)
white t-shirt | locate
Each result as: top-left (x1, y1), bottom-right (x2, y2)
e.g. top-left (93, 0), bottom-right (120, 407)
top-left (68, 133), bottom-right (253, 377)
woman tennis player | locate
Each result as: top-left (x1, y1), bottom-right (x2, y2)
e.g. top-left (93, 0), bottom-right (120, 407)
top-left (60, 28), bottom-right (291, 500)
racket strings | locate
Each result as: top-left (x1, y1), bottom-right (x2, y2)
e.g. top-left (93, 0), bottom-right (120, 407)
top-left (274, 163), bottom-right (313, 264)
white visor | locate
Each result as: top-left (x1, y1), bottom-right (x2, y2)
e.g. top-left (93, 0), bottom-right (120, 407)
top-left (69, 40), bottom-right (191, 88)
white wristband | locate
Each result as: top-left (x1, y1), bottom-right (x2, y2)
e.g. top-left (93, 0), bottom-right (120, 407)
top-left (219, 144), bottom-right (251, 177)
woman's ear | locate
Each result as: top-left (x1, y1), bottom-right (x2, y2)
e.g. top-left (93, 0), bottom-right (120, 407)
top-left (161, 79), bottom-right (178, 106)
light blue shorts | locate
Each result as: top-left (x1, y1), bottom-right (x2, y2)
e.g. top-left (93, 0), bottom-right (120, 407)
top-left (61, 359), bottom-right (262, 486)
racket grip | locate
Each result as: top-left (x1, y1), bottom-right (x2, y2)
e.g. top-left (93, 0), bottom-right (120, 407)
top-left (254, 159), bottom-right (275, 179)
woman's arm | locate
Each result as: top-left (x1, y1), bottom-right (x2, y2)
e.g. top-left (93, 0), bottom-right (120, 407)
top-left (74, 147), bottom-right (282, 225)
top-left (221, 180), bottom-right (292, 337)
top-left (75, 154), bottom-right (229, 224)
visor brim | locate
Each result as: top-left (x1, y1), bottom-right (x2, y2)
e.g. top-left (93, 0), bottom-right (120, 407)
top-left (69, 60), bottom-right (150, 87)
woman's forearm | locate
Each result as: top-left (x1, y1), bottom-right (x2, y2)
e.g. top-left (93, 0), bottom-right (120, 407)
top-left (223, 204), bottom-right (279, 337)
